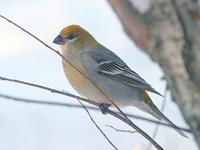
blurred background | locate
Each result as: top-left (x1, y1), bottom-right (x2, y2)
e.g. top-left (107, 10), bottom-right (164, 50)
top-left (0, 0), bottom-right (198, 149)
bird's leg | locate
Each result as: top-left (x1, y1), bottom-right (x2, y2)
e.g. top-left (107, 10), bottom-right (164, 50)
top-left (99, 103), bottom-right (111, 114)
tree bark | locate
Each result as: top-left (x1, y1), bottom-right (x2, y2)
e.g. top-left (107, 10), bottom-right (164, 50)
top-left (107, 0), bottom-right (200, 148)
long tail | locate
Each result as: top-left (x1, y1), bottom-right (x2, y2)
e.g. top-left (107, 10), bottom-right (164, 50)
top-left (150, 104), bottom-right (188, 138)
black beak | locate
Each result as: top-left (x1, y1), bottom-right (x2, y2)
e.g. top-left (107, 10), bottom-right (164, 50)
top-left (53, 35), bottom-right (65, 45)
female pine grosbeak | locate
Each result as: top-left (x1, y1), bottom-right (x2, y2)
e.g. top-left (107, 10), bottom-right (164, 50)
top-left (53, 25), bottom-right (187, 138)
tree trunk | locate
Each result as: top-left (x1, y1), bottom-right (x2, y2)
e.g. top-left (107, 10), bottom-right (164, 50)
top-left (107, 0), bottom-right (200, 148)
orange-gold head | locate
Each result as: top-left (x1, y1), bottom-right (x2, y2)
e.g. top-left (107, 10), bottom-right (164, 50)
top-left (53, 25), bottom-right (97, 47)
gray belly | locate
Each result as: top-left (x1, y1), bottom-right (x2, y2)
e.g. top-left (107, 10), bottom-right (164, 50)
top-left (91, 75), bottom-right (142, 106)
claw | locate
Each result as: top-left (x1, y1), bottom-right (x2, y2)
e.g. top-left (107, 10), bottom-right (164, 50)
top-left (99, 103), bottom-right (111, 114)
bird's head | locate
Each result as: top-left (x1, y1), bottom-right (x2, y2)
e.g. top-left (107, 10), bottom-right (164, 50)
top-left (53, 25), bottom-right (98, 48)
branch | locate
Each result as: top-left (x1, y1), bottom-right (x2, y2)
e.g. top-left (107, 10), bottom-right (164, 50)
top-left (0, 14), bottom-right (162, 150)
top-left (171, 0), bottom-right (200, 88)
top-left (0, 76), bottom-right (97, 105)
top-left (78, 100), bottom-right (118, 150)
top-left (107, 0), bottom-right (155, 50)
top-left (0, 92), bottom-right (190, 133)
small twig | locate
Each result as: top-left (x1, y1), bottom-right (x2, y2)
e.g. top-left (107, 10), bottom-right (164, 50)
top-left (0, 92), bottom-right (191, 132)
top-left (104, 108), bottom-right (164, 150)
top-left (78, 101), bottom-right (118, 150)
top-left (105, 124), bottom-right (136, 134)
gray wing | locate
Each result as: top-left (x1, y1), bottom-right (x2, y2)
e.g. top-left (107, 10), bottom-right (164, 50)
top-left (84, 45), bottom-right (163, 96)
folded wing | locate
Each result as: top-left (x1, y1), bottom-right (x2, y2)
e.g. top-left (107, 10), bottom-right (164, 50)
top-left (97, 60), bottom-right (163, 96)
top-left (85, 45), bottom-right (163, 97)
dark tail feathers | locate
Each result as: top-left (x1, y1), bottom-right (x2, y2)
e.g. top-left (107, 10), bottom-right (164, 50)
top-left (151, 104), bottom-right (188, 138)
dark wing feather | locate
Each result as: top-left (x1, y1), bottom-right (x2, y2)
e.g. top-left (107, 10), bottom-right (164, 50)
top-left (97, 60), bottom-right (163, 96)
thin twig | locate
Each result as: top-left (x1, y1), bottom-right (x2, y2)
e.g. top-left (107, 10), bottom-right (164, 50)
top-left (78, 100), bottom-right (118, 150)
top-left (105, 124), bottom-right (136, 134)
top-left (0, 15), bottom-right (163, 150)
top-left (105, 108), bottom-right (164, 150)
top-left (0, 92), bottom-right (191, 133)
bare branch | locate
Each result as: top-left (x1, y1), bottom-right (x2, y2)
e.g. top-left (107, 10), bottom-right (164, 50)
top-left (78, 100), bottom-right (118, 150)
top-left (104, 106), bottom-right (164, 150)
top-left (0, 76), bottom-right (97, 106)
top-left (107, 0), bottom-right (155, 50)
top-left (171, 0), bottom-right (200, 88)
top-left (0, 92), bottom-right (191, 133)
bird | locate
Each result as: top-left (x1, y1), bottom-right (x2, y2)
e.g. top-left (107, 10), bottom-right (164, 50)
top-left (53, 25), bottom-right (187, 138)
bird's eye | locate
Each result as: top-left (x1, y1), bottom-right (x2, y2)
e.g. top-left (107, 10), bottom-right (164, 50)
top-left (66, 34), bottom-right (74, 40)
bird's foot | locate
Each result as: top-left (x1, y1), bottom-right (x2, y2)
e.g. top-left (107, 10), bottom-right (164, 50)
top-left (99, 103), bottom-right (111, 115)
